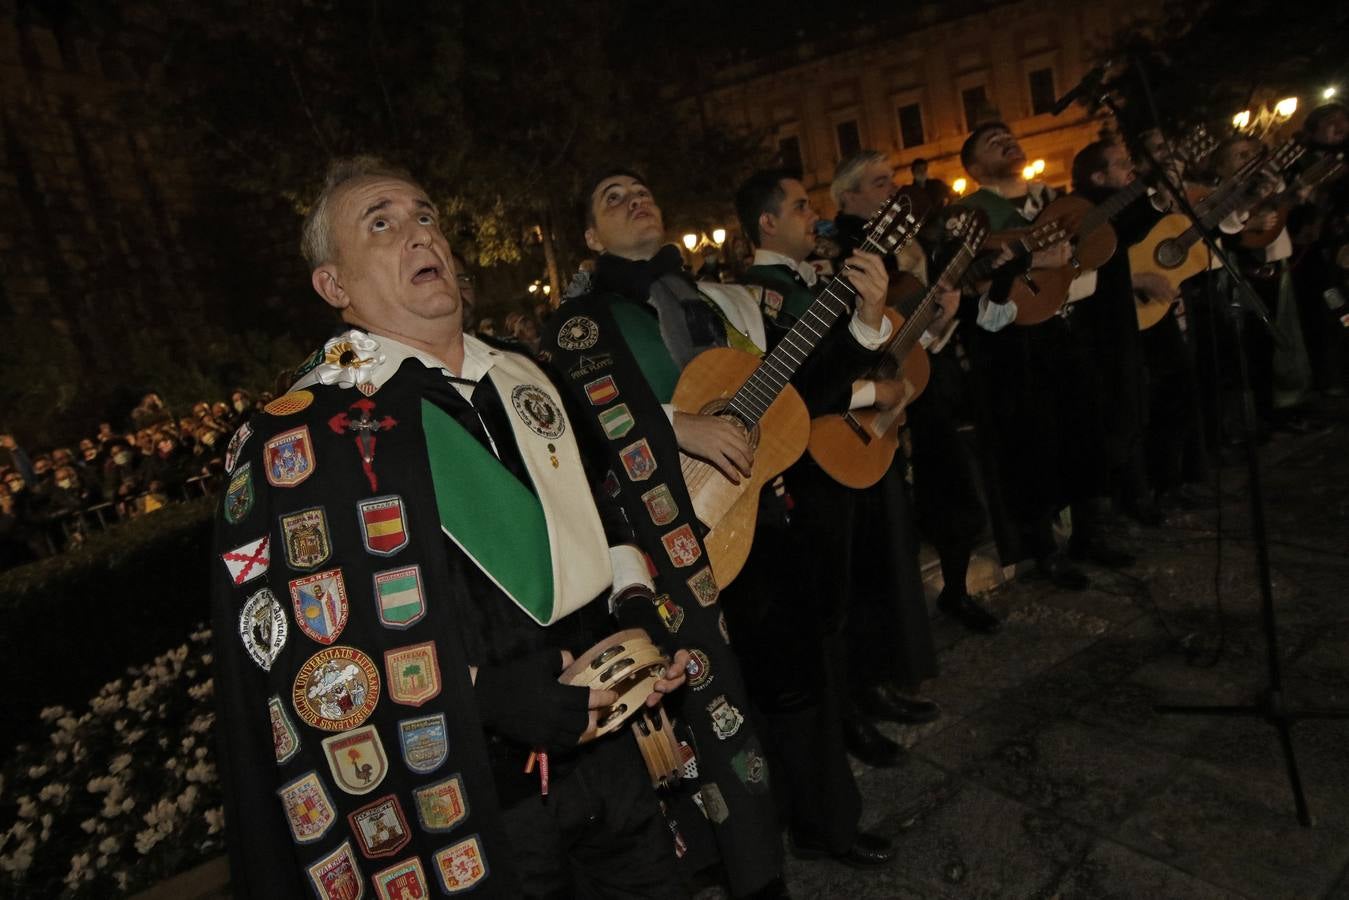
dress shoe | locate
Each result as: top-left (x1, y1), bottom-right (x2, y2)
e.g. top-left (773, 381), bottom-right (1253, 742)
top-left (790, 830), bottom-right (894, 868)
top-left (856, 682), bottom-right (942, 724)
top-left (1068, 539), bottom-right (1136, 568)
top-left (1035, 553), bottom-right (1090, 590)
top-left (841, 710), bottom-right (906, 768)
top-left (937, 590), bottom-right (1002, 634)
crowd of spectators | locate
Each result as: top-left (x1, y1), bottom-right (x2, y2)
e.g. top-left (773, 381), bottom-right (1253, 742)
top-left (0, 389), bottom-right (272, 571)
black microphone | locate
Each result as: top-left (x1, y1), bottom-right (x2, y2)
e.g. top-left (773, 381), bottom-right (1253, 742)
top-left (1051, 60), bottom-right (1114, 116)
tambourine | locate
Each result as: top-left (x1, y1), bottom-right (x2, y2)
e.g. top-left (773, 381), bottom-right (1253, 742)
top-left (558, 629), bottom-right (670, 739)
top-left (631, 706), bottom-right (683, 789)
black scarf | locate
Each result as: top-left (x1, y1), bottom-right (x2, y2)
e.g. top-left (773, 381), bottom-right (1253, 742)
top-left (592, 244), bottom-right (686, 302)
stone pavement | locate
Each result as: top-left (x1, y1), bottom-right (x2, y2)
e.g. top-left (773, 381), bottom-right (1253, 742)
top-left (777, 401), bottom-right (1349, 899)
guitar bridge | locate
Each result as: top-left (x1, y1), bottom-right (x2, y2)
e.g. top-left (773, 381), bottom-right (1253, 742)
top-left (843, 413), bottom-right (872, 445)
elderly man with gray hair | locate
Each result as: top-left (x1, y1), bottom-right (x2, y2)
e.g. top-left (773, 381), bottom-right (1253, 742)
top-left (211, 156), bottom-right (691, 899)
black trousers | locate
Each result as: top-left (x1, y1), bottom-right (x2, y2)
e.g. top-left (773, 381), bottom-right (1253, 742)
top-left (1141, 308), bottom-right (1208, 493)
top-left (498, 734), bottom-right (684, 900)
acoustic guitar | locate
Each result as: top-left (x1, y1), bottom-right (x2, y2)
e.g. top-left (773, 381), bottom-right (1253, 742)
top-left (1238, 151), bottom-right (1346, 249)
top-left (672, 193), bottom-right (920, 587)
top-left (806, 209), bottom-right (990, 489)
top-left (1011, 127), bottom-right (1218, 325)
top-left (1130, 139), bottom-right (1306, 302)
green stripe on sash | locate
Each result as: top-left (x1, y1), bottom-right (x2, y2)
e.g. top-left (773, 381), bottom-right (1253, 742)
top-left (609, 300), bottom-right (683, 403)
top-left (421, 399), bottom-right (555, 622)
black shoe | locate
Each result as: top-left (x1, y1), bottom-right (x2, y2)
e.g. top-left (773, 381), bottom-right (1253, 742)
top-left (791, 830), bottom-right (894, 868)
top-left (842, 710), bottom-right (906, 768)
top-left (856, 682), bottom-right (942, 724)
top-left (1036, 554), bottom-right (1090, 590)
top-left (1068, 539), bottom-right (1136, 568)
top-left (937, 590), bottom-right (1002, 634)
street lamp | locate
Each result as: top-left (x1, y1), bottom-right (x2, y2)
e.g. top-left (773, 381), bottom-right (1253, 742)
top-left (1324, 87), bottom-right (1339, 101)
top-left (1274, 97), bottom-right (1298, 118)
top-left (682, 233), bottom-right (698, 251)
top-left (952, 177), bottom-right (968, 195)
top-left (1032, 159), bottom-right (1046, 175)
top-left (1021, 164), bottom-right (1036, 180)
top-left (711, 228), bottom-right (727, 246)
top-left (1233, 109), bottom-right (1252, 129)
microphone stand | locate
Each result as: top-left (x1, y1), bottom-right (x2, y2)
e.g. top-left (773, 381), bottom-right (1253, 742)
top-left (1093, 82), bottom-right (1349, 828)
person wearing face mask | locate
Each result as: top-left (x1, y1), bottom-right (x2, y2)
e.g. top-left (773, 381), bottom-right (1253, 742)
top-left (101, 440), bottom-right (143, 501)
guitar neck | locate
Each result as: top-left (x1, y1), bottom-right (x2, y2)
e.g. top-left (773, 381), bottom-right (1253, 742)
top-left (725, 233), bottom-right (891, 428)
top-left (874, 244), bottom-right (978, 375)
top-left (1079, 177), bottom-right (1150, 234)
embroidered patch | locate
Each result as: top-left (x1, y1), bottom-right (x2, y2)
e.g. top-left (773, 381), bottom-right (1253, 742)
top-left (289, 568), bottom-right (348, 645)
top-left (322, 725), bottom-right (389, 796)
top-left (239, 588), bottom-right (288, 671)
top-left (556, 315), bottom-right (599, 350)
top-left (269, 695), bottom-right (300, 764)
top-left (618, 438), bottom-right (657, 482)
top-left (222, 534), bottom-right (270, 586)
top-left (281, 506), bottom-right (332, 570)
top-left (224, 421), bottom-right (252, 474)
top-left (373, 565), bottom-right (426, 629)
top-left (414, 774), bottom-right (469, 832)
top-left (264, 390), bottom-right (314, 416)
top-left (640, 484), bottom-right (678, 526)
top-left (762, 289), bottom-right (784, 320)
top-left (385, 641), bottom-right (441, 707)
top-left (686, 566), bottom-right (719, 607)
top-left (568, 351), bottom-right (613, 379)
top-left (685, 649), bottom-right (713, 691)
top-left (707, 695), bottom-right (744, 740)
top-left (398, 713), bottom-right (449, 774)
top-left (653, 593), bottom-right (685, 633)
top-left (698, 783), bottom-right (730, 824)
top-left (358, 496), bottom-right (410, 557)
top-left (510, 384), bottom-right (566, 440)
top-left (264, 425), bottom-right (315, 488)
top-left (223, 463), bottom-right (254, 524)
top-left (432, 835), bottom-right (489, 893)
top-left (661, 524), bottom-right (701, 568)
top-left (348, 794), bottom-right (410, 860)
top-left (678, 740), bottom-right (699, 780)
top-left (718, 611), bottom-right (730, 643)
top-left (584, 375), bottom-right (619, 406)
top-left (293, 646), bottom-right (381, 732)
top-left (306, 839), bottom-right (362, 899)
top-left (598, 403), bottom-right (635, 440)
top-left (277, 770), bottom-right (336, 844)
top-left (731, 743), bottom-right (769, 792)
top-left (372, 857), bottom-right (429, 900)
top-left (602, 470), bottom-right (622, 498)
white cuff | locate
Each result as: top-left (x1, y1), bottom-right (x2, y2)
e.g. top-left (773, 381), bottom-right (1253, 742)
top-left (661, 403), bottom-right (676, 426)
top-left (1219, 211), bottom-right (1247, 235)
top-left (848, 312), bottom-right (892, 350)
top-left (976, 295), bottom-right (1018, 332)
top-left (1067, 270), bottom-right (1098, 302)
top-left (607, 543), bottom-right (655, 612)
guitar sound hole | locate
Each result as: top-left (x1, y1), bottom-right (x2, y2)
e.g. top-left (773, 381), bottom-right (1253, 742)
top-left (1154, 240), bottom-right (1185, 269)
top-left (696, 399), bottom-right (760, 451)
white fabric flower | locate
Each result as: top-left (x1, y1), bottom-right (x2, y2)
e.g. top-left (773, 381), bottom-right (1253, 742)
top-left (315, 330), bottom-right (386, 389)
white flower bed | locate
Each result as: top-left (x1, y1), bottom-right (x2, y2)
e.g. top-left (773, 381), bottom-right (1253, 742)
top-left (0, 626), bottom-right (224, 898)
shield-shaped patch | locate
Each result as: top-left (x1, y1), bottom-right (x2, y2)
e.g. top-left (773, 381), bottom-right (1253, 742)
top-left (398, 713), bottom-right (449, 775)
top-left (221, 534), bottom-right (270, 586)
top-left (264, 425), bottom-right (315, 488)
top-left (223, 463), bottom-right (254, 524)
top-left (224, 421), bottom-right (252, 474)
top-left (289, 568), bottom-right (348, 645)
top-left (373, 565), bottom-right (425, 629)
top-left (618, 438), bottom-right (658, 482)
top-left (661, 524), bottom-right (702, 568)
top-left (306, 839), bottom-right (361, 899)
top-left (292, 646), bottom-right (381, 732)
top-left (347, 793), bottom-right (411, 859)
top-left (281, 507), bottom-right (331, 570)
top-left (358, 495), bottom-right (410, 557)
top-left (413, 774), bottom-right (469, 832)
top-left (373, 857), bottom-right (429, 900)
top-left (432, 835), bottom-right (489, 894)
top-left (584, 375), bottom-right (619, 406)
top-left (321, 724), bottom-right (388, 795)
top-left (686, 566), bottom-right (719, 607)
top-left (598, 403), bottom-right (635, 440)
top-left (640, 483), bottom-right (678, 526)
top-left (277, 770), bottom-right (335, 844)
top-left (384, 642), bottom-right (441, 707)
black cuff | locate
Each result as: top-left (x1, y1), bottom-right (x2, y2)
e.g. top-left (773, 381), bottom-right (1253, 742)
top-left (474, 650), bottom-right (592, 750)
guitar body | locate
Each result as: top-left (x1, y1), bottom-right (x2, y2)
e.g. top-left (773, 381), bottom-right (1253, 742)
top-left (1010, 266), bottom-right (1078, 325)
top-left (1135, 294), bottom-right (1177, 331)
top-left (672, 347), bottom-right (811, 586)
top-left (1128, 213), bottom-right (1212, 297)
top-left (1238, 203), bottom-right (1292, 249)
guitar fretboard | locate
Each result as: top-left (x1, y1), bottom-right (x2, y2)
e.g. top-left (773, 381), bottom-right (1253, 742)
top-left (726, 232), bottom-right (893, 428)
